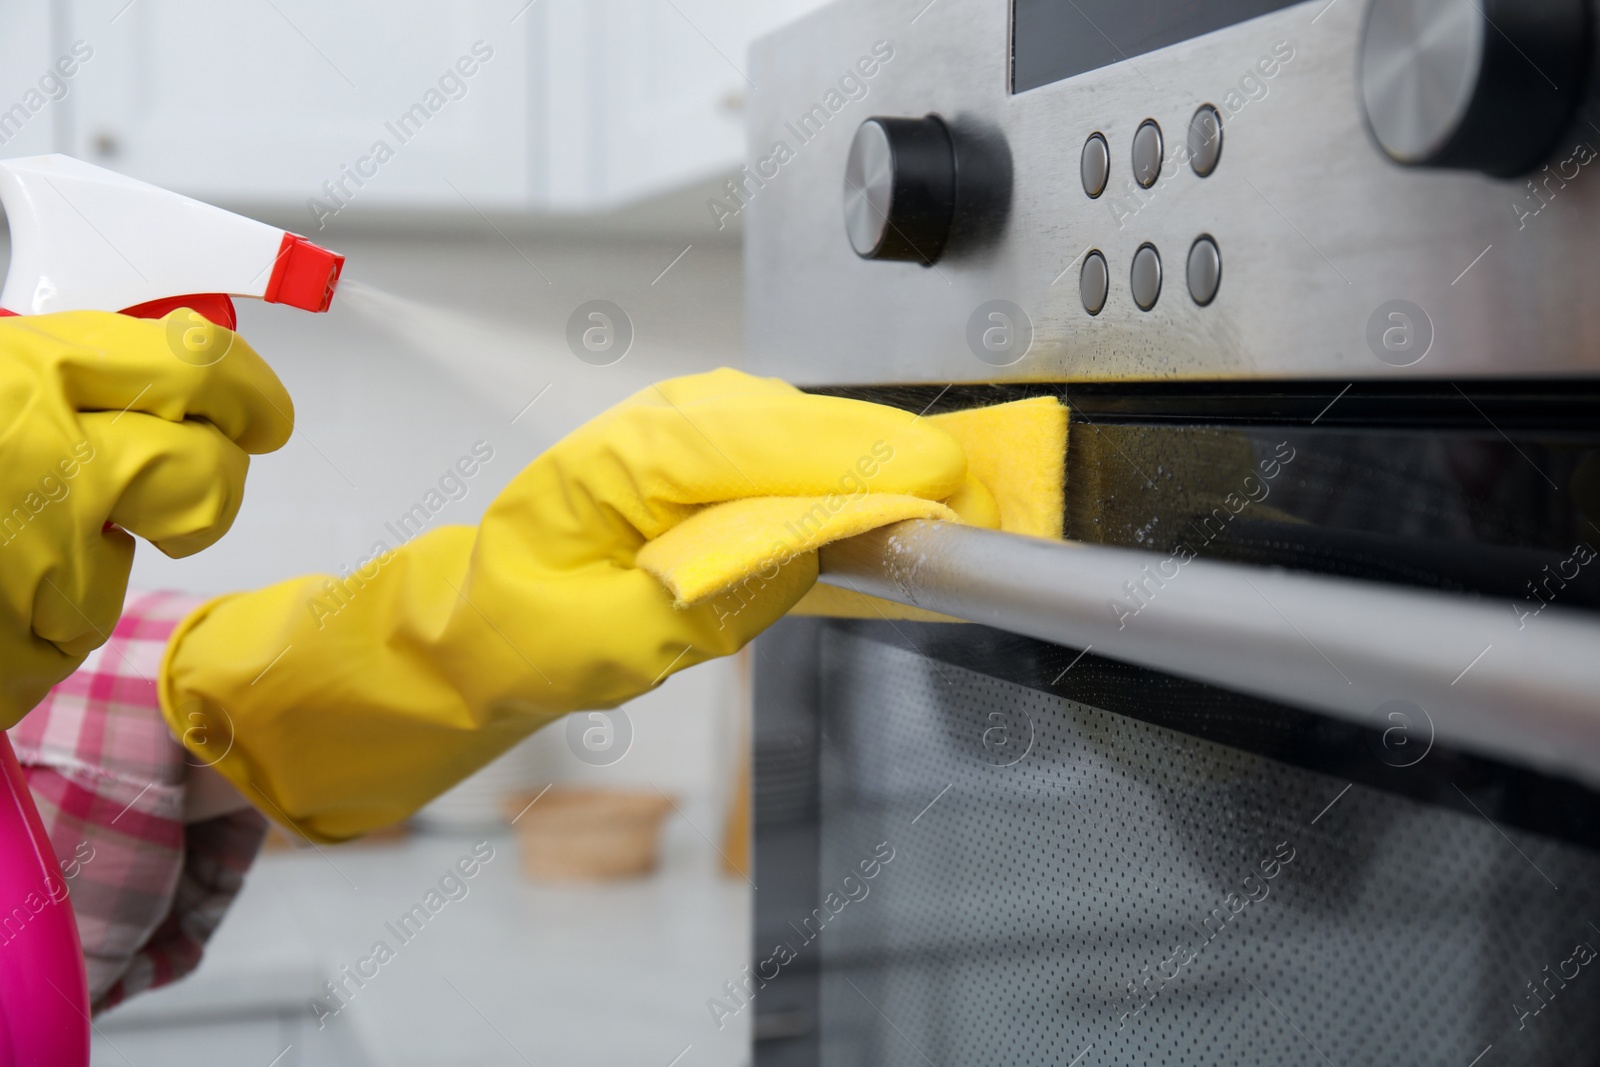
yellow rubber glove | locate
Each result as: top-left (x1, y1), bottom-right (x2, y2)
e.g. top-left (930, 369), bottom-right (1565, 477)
top-left (0, 311), bottom-right (292, 726)
top-left (160, 369), bottom-right (968, 843)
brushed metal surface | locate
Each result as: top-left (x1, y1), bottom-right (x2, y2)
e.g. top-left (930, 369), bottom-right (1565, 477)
top-left (819, 520), bottom-right (1600, 785)
top-left (843, 119), bottom-right (893, 255)
top-left (1360, 0), bottom-right (1484, 164)
top-left (746, 0), bottom-right (1600, 383)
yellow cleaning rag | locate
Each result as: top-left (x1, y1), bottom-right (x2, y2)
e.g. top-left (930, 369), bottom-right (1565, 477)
top-left (637, 395), bottom-right (1067, 617)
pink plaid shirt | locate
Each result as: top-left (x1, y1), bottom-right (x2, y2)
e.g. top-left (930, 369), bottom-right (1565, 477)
top-left (7, 590), bottom-right (266, 1013)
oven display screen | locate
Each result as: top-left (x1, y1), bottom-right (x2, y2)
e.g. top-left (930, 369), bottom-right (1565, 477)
top-left (1012, 0), bottom-right (1304, 93)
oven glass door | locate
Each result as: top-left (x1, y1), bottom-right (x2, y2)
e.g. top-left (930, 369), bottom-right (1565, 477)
top-left (752, 617), bottom-right (1600, 1067)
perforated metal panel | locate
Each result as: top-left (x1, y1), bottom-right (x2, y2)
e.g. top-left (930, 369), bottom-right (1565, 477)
top-left (809, 630), bottom-right (1600, 1067)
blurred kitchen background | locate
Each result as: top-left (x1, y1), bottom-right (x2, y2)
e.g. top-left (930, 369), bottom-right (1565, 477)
top-left (0, 1), bottom-right (832, 1063)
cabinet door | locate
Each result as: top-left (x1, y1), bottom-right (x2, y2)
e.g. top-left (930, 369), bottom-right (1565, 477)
top-left (0, 6), bottom-right (65, 160)
top-left (61, 0), bottom-right (535, 219)
top-left (538, 0), bottom-right (835, 208)
top-left (55, 0), bottom-right (834, 217)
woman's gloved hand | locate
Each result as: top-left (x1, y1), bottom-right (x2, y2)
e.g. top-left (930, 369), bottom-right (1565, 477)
top-left (160, 369), bottom-right (968, 842)
top-left (0, 311), bottom-right (293, 726)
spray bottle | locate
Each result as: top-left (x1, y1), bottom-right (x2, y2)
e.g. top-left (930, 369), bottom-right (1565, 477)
top-left (0, 153), bottom-right (345, 1066)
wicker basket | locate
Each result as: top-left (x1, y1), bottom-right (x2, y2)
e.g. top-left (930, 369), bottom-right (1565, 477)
top-left (504, 787), bottom-right (675, 882)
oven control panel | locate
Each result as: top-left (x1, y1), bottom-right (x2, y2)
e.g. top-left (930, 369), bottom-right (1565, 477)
top-left (748, 0), bottom-right (1600, 384)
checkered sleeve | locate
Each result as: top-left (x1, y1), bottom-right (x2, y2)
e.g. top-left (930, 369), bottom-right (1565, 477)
top-left (7, 589), bottom-right (269, 1013)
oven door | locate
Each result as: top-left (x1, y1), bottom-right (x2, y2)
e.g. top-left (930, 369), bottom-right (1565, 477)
top-left (749, 397), bottom-right (1600, 1067)
top-left (752, 612), bottom-right (1600, 1067)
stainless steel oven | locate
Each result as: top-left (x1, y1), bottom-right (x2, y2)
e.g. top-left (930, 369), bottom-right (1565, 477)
top-left (743, 1), bottom-right (1600, 1064)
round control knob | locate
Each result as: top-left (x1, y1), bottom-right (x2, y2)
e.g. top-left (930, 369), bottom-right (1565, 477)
top-left (1359, 0), bottom-right (1590, 178)
top-left (843, 116), bottom-right (956, 265)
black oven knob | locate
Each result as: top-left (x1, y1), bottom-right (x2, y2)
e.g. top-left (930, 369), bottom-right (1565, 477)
top-left (843, 116), bottom-right (956, 265)
top-left (1359, 0), bottom-right (1590, 178)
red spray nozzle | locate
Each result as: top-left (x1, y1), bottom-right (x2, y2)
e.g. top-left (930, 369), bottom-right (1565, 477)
top-left (265, 234), bottom-right (345, 313)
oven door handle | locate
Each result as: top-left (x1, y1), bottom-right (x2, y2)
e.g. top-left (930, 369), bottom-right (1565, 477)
top-left (819, 521), bottom-right (1600, 786)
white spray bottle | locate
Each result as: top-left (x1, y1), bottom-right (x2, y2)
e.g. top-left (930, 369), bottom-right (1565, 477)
top-left (0, 152), bottom-right (344, 326)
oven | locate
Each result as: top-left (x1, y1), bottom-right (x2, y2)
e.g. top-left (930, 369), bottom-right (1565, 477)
top-left (742, 0), bottom-right (1600, 1064)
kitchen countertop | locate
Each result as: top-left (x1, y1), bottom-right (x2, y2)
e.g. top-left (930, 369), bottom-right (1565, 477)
top-left (95, 824), bottom-right (753, 1067)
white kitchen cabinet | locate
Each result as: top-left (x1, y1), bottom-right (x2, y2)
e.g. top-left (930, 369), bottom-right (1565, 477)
top-left (537, 0), bottom-right (832, 208)
top-left (60, 0), bottom-right (535, 222)
top-left (49, 0), bottom-right (831, 219)
top-left (0, 3), bottom-right (67, 161)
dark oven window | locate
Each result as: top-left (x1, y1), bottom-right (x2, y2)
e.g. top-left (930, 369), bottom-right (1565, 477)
top-left (753, 617), bottom-right (1600, 1067)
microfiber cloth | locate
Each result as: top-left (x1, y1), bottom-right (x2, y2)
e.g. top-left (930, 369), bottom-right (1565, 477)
top-left (637, 396), bottom-right (1068, 616)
